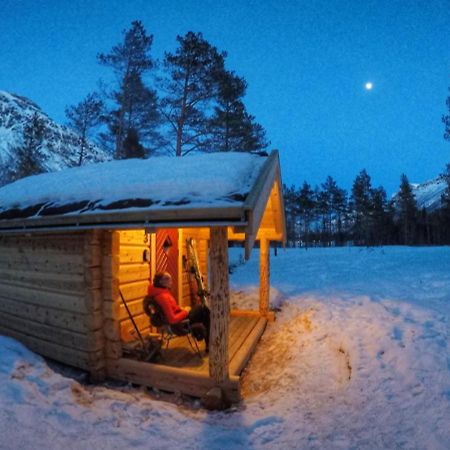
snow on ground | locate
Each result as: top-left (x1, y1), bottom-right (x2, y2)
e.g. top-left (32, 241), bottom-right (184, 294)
top-left (1, 246), bottom-right (449, 449)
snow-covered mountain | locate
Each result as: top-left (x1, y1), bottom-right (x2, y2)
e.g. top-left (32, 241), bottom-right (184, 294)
top-left (0, 91), bottom-right (109, 184)
top-left (410, 175), bottom-right (446, 211)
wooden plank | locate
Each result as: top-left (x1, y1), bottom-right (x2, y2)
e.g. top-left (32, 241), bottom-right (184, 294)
top-left (0, 268), bottom-right (89, 291)
top-left (118, 280), bottom-right (149, 302)
top-left (0, 282), bottom-right (96, 313)
top-left (84, 243), bottom-right (102, 268)
top-left (0, 312), bottom-right (104, 351)
top-left (259, 238), bottom-right (270, 315)
top-left (208, 227), bottom-right (230, 384)
top-left (106, 358), bottom-right (240, 402)
top-left (102, 299), bottom-right (120, 320)
top-left (0, 295), bottom-right (102, 333)
top-left (119, 230), bottom-right (148, 245)
top-left (229, 317), bottom-right (267, 376)
top-left (0, 253), bottom-right (85, 274)
top-left (228, 317), bottom-right (258, 361)
top-left (120, 246), bottom-right (149, 264)
top-left (105, 341), bottom-right (122, 360)
top-left (231, 309), bottom-right (275, 322)
top-left (118, 298), bottom-right (146, 320)
top-left (118, 263), bottom-right (150, 284)
top-left (0, 233), bottom-right (85, 253)
top-left (0, 325), bottom-right (104, 373)
top-left (119, 314), bottom-right (149, 342)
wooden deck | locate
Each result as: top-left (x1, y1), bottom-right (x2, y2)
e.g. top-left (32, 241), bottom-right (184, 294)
top-left (107, 315), bottom-right (267, 401)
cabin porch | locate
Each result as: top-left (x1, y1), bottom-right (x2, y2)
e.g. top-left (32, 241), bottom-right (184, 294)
top-left (108, 314), bottom-right (268, 401)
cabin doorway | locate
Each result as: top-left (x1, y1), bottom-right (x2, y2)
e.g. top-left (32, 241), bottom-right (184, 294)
top-left (155, 229), bottom-right (179, 301)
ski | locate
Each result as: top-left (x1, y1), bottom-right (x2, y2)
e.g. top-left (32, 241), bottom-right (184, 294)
top-left (185, 238), bottom-right (209, 306)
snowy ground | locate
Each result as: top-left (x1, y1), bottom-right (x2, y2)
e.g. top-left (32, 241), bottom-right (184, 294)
top-left (1, 246), bottom-right (449, 449)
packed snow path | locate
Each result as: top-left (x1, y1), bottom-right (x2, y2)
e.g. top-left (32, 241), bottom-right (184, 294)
top-left (0, 246), bottom-right (449, 449)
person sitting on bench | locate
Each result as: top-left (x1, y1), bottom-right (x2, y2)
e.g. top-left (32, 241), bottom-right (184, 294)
top-left (147, 271), bottom-right (210, 352)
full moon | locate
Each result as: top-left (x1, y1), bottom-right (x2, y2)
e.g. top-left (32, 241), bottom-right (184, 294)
top-left (365, 82), bottom-right (373, 90)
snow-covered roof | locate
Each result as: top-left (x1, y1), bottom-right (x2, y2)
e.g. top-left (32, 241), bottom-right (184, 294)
top-left (0, 152), bottom-right (276, 231)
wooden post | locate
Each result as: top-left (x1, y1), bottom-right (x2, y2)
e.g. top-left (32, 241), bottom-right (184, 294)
top-left (208, 227), bottom-right (230, 385)
top-left (259, 238), bottom-right (270, 316)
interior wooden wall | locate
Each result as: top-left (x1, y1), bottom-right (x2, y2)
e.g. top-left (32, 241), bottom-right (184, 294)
top-left (0, 231), bottom-right (105, 377)
top-left (104, 227), bottom-right (209, 349)
top-left (115, 230), bottom-right (151, 343)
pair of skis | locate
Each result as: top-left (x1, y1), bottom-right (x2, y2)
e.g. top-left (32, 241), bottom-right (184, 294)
top-left (185, 238), bottom-right (209, 307)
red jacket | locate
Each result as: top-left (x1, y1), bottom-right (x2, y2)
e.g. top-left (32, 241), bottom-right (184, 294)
top-left (147, 285), bottom-right (188, 324)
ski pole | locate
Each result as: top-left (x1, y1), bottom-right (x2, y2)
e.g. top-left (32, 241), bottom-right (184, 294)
top-left (119, 289), bottom-right (146, 349)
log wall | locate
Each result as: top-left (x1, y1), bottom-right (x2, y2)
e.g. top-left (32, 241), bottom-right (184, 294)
top-left (0, 231), bottom-right (105, 377)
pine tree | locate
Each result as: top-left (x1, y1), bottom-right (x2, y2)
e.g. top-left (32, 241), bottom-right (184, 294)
top-left (65, 92), bottom-right (103, 165)
top-left (122, 128), bottom-right (146, 158)
top-left (160, 31), bottom-right (226, 156)
top-left (442, 86), bottom-right (450, 142)
top-left (210, 70), bottom-right (268, 152)
top-left (331, 184), bottom-right (347, 245)
top-left (98, 21), bottom-right (160, 158)
top-left (12, 113), bottom-right (47, 180)
top-left (371, 186), bottom-right (392, 245)
top-left (282, 184), bottom-right (300, 246)
top-left (397, 173), bottom-right (418, 245)
top-left (439, 164), bottom-right (450, 242)
top-left (298, 182), bottom-right (316, 247)
top-left (351, 169), bottom-right (373, 245)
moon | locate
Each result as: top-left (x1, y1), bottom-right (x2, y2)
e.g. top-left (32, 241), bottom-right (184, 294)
top-left (365, 82), bottom-right (373, 90)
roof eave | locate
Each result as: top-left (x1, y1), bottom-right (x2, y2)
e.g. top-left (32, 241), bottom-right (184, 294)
top-left (0, 205), bottom-right (247, 234)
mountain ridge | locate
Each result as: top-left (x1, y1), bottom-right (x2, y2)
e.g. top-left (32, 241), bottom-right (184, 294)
top-left (0, 90), bottom-right (108, 185)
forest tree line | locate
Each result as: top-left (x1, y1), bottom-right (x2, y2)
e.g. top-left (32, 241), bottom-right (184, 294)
top-left (9, 21), bottom-right (269, 181)
top-left (284, 83), bottom-right (450, 248)
top-left (283, 165), bottom-right (450, 247)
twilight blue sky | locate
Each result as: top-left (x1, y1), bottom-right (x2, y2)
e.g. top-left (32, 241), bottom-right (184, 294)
top-left (1, 0), bottom-right (449, 195)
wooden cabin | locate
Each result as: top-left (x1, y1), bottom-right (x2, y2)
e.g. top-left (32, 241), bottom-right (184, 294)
top-left (0, 151), bottom-right (285, 403)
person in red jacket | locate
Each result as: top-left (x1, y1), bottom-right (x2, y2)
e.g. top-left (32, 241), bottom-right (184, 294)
top-left (147, 272), bottom-right (188, 324)
top-left (147, 271), bottom-right (210, 351)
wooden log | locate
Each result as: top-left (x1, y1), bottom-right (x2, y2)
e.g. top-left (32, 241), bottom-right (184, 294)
top-left (105, 341), bottom-right (123, 360)
top-left (0, 312), bottom-right (104, 351)
top-left (117, 263), bottom-right (150, 284)
top-left (0, 235), bottom-right (85, 254)
top-left (102, 299), bottom-right (120, 320)
top-left (120, 246), bottom-right (149, 264)
top-left (229, 317), bottom-right (267, 376)
top-left (259, 238), bottom-right (270, 316)
top-left (102, 231), bottom-right (120, 257)
top-left (0, 268), bottom-right (88, 292)
top-left (0, 253), bottom-right (85, 275)
top-left (0, 325), bottom-right (104, 372)
top-left (84, 243), bottom-right (102, 268)
top-left (119, 314), bottom-right (149, 342)
top-left (118, 280), bottom-right (149, 302)
top-left (103, 319), bottom-right (121, 341)
top-left (0, 282), bottom-right (94, 314)
top-left (208, 227), bottom-right (230, 384)
top-left (117, 298), bottom-right (146, 320)
top-left (119, 230), bottom-right (148, 245)
top-left (0, 295), bottom-right (102, 333)
top-left (230, 308), bottom-right (275, 322)
top-left (84, 267), bottom-right (102, 290)
top-left (106, 357), bottom-right (240, 402)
